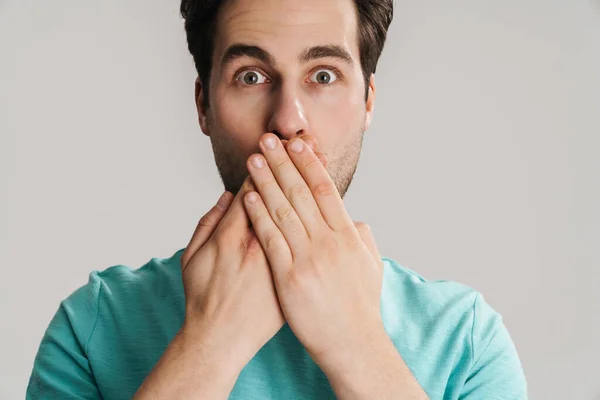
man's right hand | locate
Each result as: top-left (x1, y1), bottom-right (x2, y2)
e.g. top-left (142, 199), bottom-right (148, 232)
top-left (179, 134), bottom-right (327, 369)
top-left (133, 135), bottom-right (326, 399)
top-left (179, 173), bottom-right (286, 369)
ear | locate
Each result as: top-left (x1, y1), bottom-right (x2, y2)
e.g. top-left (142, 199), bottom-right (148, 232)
top-left (195, 76), bottom-right (210, 137)
top-left (364, 73), bottom-right (376, 131)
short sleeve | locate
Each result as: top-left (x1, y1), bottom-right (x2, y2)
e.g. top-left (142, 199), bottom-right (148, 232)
top-left (459, 293), bottom-right (528, 400)
top-left (26, 273), bottom-right (103, 399)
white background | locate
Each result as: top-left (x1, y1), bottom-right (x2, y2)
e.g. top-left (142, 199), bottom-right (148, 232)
top-left (1, 0), bottom-right (599, 399)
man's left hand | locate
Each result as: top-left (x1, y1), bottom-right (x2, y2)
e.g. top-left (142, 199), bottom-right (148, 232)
top-left (243, 133), bottom-right (386, 366)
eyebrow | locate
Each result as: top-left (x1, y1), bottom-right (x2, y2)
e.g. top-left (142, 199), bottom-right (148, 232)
top-left (299, 45), bottom-right (353, 66)
top-left (220, 43), bottom-right (354, 69)
top-left (221, 44), bottom-right (274, 68)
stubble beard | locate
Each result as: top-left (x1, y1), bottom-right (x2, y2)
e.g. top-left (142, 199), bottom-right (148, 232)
top-left (208, 118), bottom-right (365, 201)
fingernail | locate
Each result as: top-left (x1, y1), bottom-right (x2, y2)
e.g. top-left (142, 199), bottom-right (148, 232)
top-left (246, 192), bottom-right (258, 204)
top-left (217, 192), bottom-right (230, 209)
top-left (252, 155), bottom-right (264, 169)
top-left (289, 140), bottom-right (304, 153)
top-left (263, 137), bottom-right (277, 150)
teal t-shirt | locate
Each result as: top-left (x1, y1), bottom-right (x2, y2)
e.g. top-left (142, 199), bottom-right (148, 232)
top-left (27, 248), bottom-right (527, 399)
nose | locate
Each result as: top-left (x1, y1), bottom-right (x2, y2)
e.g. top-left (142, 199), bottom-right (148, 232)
top-left (266, 87), bottom-right (308, 140)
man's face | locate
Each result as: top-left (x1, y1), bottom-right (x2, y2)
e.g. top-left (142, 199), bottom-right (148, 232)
top-left (196, 0), bottom-right (375, 197)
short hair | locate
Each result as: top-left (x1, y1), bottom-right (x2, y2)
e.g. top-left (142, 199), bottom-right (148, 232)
top-left (181, 0), bottom-right (393, 106)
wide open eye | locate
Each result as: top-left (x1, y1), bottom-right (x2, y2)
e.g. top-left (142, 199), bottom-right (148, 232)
top-left (309, 69), bottom-right (338, 85)
top-left (236, 70), bottom-right (269, 85)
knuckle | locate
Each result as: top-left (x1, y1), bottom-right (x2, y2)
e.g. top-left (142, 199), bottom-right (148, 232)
top-left (354, 221), bottom-right (368, 231)
top-left (265, 235), bottom-right (285, 255)
top-left (288, 183), bottom-right (311, 203)
top-left (275, 206), bottom-right (295, 224)
top-left (197, 213), bottom-right (214, 229)
top-left (273, 156), bottom-right (290, 171)
top-left (312, 181), bottom-right (336, 197)
top-left (340, 223), bottom-right (360, 242)
top-left (302, 155), bottom-right (320, 169)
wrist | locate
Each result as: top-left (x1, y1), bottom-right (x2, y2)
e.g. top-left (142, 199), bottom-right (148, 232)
top-left (178, 321), bottom-right (247, 384)
top-left (133, 322), bottom-right (247, 400)
top-left (314, 325), bottom-right (394, 385)
top-left (315, 328), bottom-right (427, 400)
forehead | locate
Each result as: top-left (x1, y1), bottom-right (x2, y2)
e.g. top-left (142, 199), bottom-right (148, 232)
top-left (213, 0), bottom-right (360, 64)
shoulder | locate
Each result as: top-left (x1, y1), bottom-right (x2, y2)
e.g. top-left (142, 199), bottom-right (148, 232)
top-left (60, 248), bottom-right (186, 335)
top-left (381, 257), bottom-right (527, 398)
top-left (381, 256), bottom-right (508, 339)
top-left (89, 248), bottom-right (185, 301)
top-left (381, 257), bottom-right (482, 322)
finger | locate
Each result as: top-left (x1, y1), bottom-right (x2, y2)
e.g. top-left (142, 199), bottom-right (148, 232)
top-left (298, 134), bottom-right (318, 151)
top-left (247, 150), bottom-right (310, 254)
top-left (314, 151), bottom-right (328, 169)
top-left (354, 222), bottom-right (383, 270)
top-left (282, 137), bottom-right (316, 152)
top-left (286, 137), bottom-right (354, 234)
top-left (213, 175), bottom-right (257, 239)
top-left (243, 191), bottom-right (292, 278)
top-left (261, 140), bottom-right (326, 170)
top-left (259, 134), bottom-right (329, 242)
top-left (181, 191), bottom-right (232, 270)
top-left (284, 142), bottom-right (327, 167)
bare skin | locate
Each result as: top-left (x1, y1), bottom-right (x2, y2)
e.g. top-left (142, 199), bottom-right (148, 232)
top-left (136, 0), bottom-right (428, 398)
top-left (133, 137), bottom-right (328, 399)
top-left (133, 178), bottom-right (278, 399)
top-left (244, 133), bottom-right (428, 399)
top-left (201, 0), bottom-right (373, 198)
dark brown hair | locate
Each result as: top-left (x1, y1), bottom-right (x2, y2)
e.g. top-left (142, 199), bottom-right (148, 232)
top-left (181, 0), bottom-right (393, 106)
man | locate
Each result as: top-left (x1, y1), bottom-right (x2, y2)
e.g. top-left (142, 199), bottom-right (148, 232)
top-left (27, 0), bottom-right (527, 398)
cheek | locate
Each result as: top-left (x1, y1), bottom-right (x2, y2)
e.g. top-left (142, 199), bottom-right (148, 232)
top-left (309, 90), bottom-right (365, 145)
top-left (212, 87), bottom-right (268, 152)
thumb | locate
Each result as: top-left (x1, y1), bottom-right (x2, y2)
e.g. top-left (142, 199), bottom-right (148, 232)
top-left (181, 191), bottom-right (233, 270)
